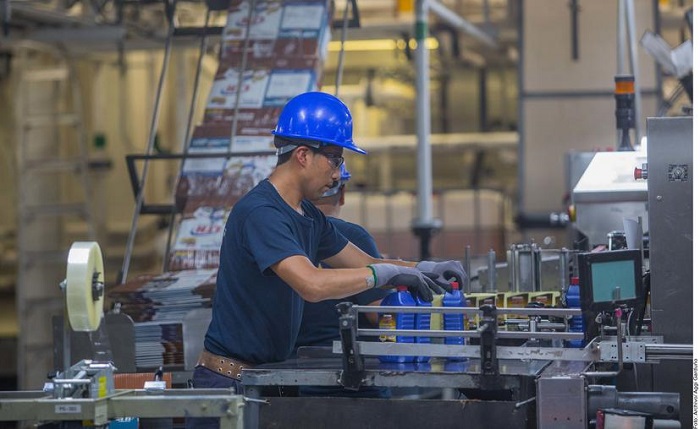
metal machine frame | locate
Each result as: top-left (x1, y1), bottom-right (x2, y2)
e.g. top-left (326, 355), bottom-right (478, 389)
top-left (238, 303), bottom-right (689, 429)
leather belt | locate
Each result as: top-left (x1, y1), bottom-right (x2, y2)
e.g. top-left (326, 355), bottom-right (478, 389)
top-left (196, 349), bottom-right (252, 380)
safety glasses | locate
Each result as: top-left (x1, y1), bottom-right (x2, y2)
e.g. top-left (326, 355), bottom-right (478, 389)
top-left (306, 145), bottom-right (343, 169)
top-left (318, 152), bottom-right (344, 169)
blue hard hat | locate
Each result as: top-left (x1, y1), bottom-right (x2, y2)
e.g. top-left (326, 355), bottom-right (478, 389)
top-left (339, 163), bottom-right (351, 183)
top-left (272, 92), bottom-right (367, 155)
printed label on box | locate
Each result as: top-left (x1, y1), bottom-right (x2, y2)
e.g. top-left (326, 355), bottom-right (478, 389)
top-left (206, 69), bottom-right (270, 110)
top-left (265, 70), bottom-right (315, 105)
top-left (230, 136), bottom-right (275, 153)
top-left (172, 206), bottom-right (228, 257)
top-left (224, 1), bottom-right (283, 41)
top-left (280, 3), bottom-right (326, 37)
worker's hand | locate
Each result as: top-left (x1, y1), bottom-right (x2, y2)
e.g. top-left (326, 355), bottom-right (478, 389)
top-left (368, 264), bottom-right (446, 302)
top-left (416, 260), bottom-right (468, 289)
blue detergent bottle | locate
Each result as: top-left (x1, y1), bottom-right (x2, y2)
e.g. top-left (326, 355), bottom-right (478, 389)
top-left (565, 276), bottom-right (585, 348)
top-left (378, 285), bottom-right (416, 363)
top-left (443, 281), bottom-right (466, 361)
top-left (414, 296), bottom-right (432, 363)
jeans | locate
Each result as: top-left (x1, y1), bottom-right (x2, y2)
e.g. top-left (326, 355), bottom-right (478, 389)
top-left (185, 366), bottom-right (243, 429)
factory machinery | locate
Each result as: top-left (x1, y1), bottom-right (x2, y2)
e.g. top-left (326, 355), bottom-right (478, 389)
top-left (240, 116), bottom-right (694, 429)
top-left (242, 252), bottom-right (689, 428)
top-left (0, 116), bottom-right (692, 429)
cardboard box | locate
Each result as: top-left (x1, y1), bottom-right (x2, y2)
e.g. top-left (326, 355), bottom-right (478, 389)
top-left (204, 69), bottom-right (316, 122)
top-left (223, 1), bottom-right (284, 41)
top-left (464, 293), bottom-right (497, 329)
top-left (223, 0), bottom-right (329, 42)
top-left (202, 107), bottom-right (282, 135)
top-left (529, 291), bottom-right (561, 307)
top-left (182, 124), bottom-right (231, 175)
top-left (221, 38), bottom-right (324, 71)
top-left (206, 68), bottom-right (271, 110)
top-left (264, 69), bottom-right (317, 105)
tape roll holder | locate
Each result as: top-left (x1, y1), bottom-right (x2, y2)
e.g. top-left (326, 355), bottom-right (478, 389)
top-left (59, 271), bottom-right (104, 306)
top-left (48, 241), bottom-right (115, 400)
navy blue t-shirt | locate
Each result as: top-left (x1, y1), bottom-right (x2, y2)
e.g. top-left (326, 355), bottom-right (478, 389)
top-left (295, 217), bottom-right (389, 349)
top-left (204, 179), bottom-right (348, 364)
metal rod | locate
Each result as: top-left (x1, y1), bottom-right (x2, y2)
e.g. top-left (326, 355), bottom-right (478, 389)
top-left (617, 0), bottom-right (626, 73)
top-left (415, 0), bottom-right (433, 228)
top-left (334, 0), bottom-right (351, 97)
top-left (119, 12), bottom-right (175, 284)
top-left (624, 0), bottom-right (643, 145)
top-left (162, 8), bottom-right (212, 273)
top-left (646, 344), bottom-right (693, 358)
top-left (559, 248), bottom-right (569, 296)
top-left (354, 304), bottom-right (582, 317)
top-left (509, 245), bottom-right (516, 291)
top-left (487, 249), bottom-right (497, 291)
top-left (570, 0), bottom-right (579, 60)
top-left (228, 0), bottom-right (257, 153)
top-left (464, 245), bottom-right (472, 293)
top-left (336, 341), bottom-right (597, 361)
top-left (358, 328), bottom-right (585, 340)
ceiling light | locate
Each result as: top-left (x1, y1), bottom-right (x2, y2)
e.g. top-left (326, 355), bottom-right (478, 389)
top-left (328, 37), bottom-right (439, 52)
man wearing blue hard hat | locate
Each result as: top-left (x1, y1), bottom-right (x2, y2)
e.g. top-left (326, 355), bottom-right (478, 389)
top-left (190, 92), bottom-right (467, 406)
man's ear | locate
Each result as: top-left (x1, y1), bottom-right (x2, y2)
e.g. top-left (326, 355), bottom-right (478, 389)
top-left (294, 146), bottom-right (311, 167)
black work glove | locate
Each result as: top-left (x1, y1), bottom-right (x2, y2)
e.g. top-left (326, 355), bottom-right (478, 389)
top-left (416, 260), bottom-right (468, 289)
top-left (368, 264), bottom-right (450, 302)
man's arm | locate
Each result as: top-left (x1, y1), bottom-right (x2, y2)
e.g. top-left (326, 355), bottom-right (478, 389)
top-left (271, 243), bottom-right (455, 303)
top-left (322, 241), bottom-right (416, 269)
top-left (270, 254), bottom-right (375, 303)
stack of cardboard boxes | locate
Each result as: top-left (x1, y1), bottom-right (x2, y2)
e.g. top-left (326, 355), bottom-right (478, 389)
top-left (169, 0), bottom-right (331, 271)
top-left (117, 0), bottom-right (333, 370)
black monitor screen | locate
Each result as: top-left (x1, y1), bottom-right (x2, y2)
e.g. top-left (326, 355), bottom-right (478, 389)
top-left (578, 250), bottom-right (642, 312)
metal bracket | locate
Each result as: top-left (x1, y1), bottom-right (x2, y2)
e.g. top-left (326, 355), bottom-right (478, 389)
top-left (336, 302), bottom-right (365, 390)
top-left (479, 304), bottom-right (498, 375)
top-left (599, 341), bottom-right (646, 363)
top-left (569, 0), bottom-right (580, 60)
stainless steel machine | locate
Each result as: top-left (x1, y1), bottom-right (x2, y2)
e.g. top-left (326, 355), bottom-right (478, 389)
top-left (239, 303), bottom-right (688, 428)
top-left (646, 116), bottom-right (693, 428)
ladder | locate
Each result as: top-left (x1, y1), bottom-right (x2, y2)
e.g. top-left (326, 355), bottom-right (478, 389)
top-left (13, 46), bottom-right (96, 389)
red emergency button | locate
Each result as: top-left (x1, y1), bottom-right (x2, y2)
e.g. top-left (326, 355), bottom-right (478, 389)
top-left (634, 164), bottom-right (648, 180)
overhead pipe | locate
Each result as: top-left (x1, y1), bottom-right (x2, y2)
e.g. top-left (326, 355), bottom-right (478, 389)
top-left (426, 0), bottom-right (497, 49)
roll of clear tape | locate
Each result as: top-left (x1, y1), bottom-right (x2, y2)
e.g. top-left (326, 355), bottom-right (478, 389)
top-left (66, 241), bottom-right (105, 332)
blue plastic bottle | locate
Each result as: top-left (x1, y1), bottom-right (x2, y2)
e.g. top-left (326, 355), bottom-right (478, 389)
top-left (414, 296), bottom-right (432, 363)
top-left (565, 276), bottom-right (585, 348)
top-left (378, 285), bottom-right (416, 363)
top-left (443, 281), bottom-right (466, 361)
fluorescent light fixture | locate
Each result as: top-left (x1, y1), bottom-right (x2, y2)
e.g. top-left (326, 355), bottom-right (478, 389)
top-left (328, 37), bottom-right (439, 52)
